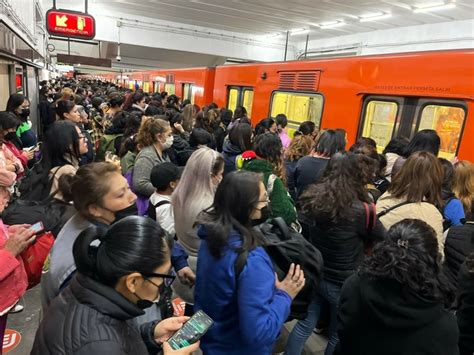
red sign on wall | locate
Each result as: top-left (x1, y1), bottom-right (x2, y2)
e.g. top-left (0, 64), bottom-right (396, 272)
top-left (46, 9), bottom-right (96, 40)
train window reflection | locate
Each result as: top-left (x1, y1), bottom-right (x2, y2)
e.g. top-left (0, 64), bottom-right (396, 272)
top-left (242, 89), bottom-right (254, 117)
top-left (270, 91), bottom-right (323, 134)
top-left (227, 88), bottom-right (239, 112)
top-left (418, 105), bottom-right (465, 160)
top-left (362, 100), bottom-right (398, 153)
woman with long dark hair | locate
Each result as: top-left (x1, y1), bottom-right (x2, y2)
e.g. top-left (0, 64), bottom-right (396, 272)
top-left (42, 121), bottom-right (89, 200)
top-left (295, 129), bottom-right (343, 198)
top-left (241, 133), bottom-right (297, 225)
top-left (195, 171), bottom-right (305, 353)
top-left (285, 152), bottom-right (385, 355)
top-left (334, 219), bottom-right (458, 355)
top-left (32, 216), bottom-right (198, 354)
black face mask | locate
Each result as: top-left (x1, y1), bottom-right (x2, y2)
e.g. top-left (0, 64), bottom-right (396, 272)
top-left (19, 109), bottom-right (30, 118)
top-left (251, 205), bottom-right (272, 226)
top-left (113, 203), bottom-right (138, 222)
top-left (4, 132), bottom-right (18, 142)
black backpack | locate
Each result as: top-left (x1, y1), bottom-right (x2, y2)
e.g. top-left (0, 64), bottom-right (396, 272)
top-left (18, 161), bottom-right (56, 201)
top-left (235, 217), bottom-right (324, 320)
top-left (2, 197), bottom-right (75, 238)
top-left (147, 199), bottom-right (171, 221)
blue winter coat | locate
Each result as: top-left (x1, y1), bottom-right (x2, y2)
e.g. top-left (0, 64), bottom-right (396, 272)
top-left (194, 225), bottom-right (292, 354)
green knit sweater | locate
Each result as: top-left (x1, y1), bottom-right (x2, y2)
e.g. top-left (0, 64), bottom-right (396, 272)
top-left (242, 158), bottom-right (297, 225)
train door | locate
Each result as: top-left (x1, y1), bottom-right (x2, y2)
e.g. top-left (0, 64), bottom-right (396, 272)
top-left (359, 95), bottom-right (467, 159)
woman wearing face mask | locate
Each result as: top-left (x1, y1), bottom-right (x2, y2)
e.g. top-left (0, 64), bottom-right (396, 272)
top-left (133, 117), bottom-right (173, 197)
top-left (172, 148), bottom-right (224, 303)
top-left (57, 100), bottom-right (95, 164)
top-left (41, 162), bottom-right (138, 308)
top-left (5, 94), bottom-right (38, 149)
top-left (32, 216), bottom-right (199, 355)
top-left (0, 112), bottom-right (27, 177)
top-left (195, 171), bottom-right (305, 354)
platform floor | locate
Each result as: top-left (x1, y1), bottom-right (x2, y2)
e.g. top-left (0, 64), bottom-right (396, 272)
top-left (5, 285), bottom-right (328, 354)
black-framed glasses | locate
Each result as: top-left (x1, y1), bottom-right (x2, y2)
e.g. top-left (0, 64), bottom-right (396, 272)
top-left (143, 270), bottom-right (176, 288)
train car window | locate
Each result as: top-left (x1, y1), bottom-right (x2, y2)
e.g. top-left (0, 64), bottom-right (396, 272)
top-left (270, 91), bottom-right (323, 133)
top-left (227, 87), bottom-right (239, 112)
top-left (361, 100), bottom-right (399, 152)
top-left (242, 89), bottom-right (254, 117)
top-left (182, 83), bottom-right (195, 104)
top-left (165, 83), bottom-right (175, 95)
top-left (417, 104), bottom-right (466, 160)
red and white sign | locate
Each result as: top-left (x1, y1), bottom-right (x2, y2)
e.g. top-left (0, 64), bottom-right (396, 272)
top-left (46, 9), bottom-right (96, 40)
top-left (3, 329), bottom-right (21, 353)
top-left (172, 297), bottom-right (186, 317)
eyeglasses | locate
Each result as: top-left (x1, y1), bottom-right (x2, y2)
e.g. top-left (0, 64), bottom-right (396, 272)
top-left (257, 193), bottom-right (270, 204)
top-left (143, 270), bottom-right (176, 289)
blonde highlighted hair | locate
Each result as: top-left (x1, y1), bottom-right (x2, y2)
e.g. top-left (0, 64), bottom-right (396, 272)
top-left (452, 160), bottom-right (474, 214)
top-left (172, 148), bottom-right (224, 253)
top-left (136, 117), bottom-right (170, 147)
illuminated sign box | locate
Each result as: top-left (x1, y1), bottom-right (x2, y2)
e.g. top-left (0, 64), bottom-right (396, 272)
top-left (46, 9), bottom-right (96, 40)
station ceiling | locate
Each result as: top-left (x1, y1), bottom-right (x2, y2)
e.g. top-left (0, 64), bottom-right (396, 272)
top-left (91, 0), bottom-right (473, 37)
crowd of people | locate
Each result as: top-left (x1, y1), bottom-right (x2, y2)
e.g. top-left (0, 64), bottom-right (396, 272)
top-left (0, 77), bottom-right (472, 355)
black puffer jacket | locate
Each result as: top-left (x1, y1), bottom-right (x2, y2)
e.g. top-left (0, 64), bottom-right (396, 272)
top-left (335, 274), bottom-right (459, 355)
top-left (457, 262), bottom-right (474, 355)
top-left (31, 273), bottom-right (159, 355)
top-left (444, 222), bottom-right (474, 288)
top-left (304, 201), bottom-right (385, 285)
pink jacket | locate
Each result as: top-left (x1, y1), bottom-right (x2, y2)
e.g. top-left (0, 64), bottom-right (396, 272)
top-left (0, 220), bottom-right (28, 313)
top-left (279, 130), bottom-right (291, 149)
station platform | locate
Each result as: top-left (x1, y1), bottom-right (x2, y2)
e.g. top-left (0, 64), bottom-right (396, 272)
top-left (5, 286), bottom-right (328, 354)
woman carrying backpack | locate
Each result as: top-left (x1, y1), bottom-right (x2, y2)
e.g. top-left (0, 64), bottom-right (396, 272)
top-left (285, 152), bottom-right (385, 355)
top-left (195, 171), bottom-right (305, 354)
top-left (376, 151), bottom-right (445, 258)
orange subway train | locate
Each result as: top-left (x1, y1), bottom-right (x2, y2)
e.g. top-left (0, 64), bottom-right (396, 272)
top-left (103, 49), bottom-right (474, 161)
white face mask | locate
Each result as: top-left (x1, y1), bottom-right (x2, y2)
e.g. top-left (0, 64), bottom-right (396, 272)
top-left (162, 135), bottom-right (174, 149)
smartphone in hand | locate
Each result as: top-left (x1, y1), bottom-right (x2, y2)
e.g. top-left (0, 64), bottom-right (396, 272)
top-left (167, 310), bottom-right (214, 350)
top-left (29, 221), bottom-right (44, 235)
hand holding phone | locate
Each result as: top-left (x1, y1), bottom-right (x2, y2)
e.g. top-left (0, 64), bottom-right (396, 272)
top-left (162, 341), bottom-right (200, 354)
top-left (167, 310), bottom-right (214, 350)
top-left (29, 221), bottom-right (44, 235)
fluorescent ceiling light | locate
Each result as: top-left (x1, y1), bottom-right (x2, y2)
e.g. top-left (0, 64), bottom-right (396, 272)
top-left (318, 21), bottom-right (346, 29)
top-left (359, 12), bottom-right (392, 22)
top-left (289, 28), bottom-right (309, 35)
top-left (413, 2), bottom-right (456, 13)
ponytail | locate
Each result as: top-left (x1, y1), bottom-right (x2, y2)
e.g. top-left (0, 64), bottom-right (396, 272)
top-left (72, 216), bottom-right (170, 287)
